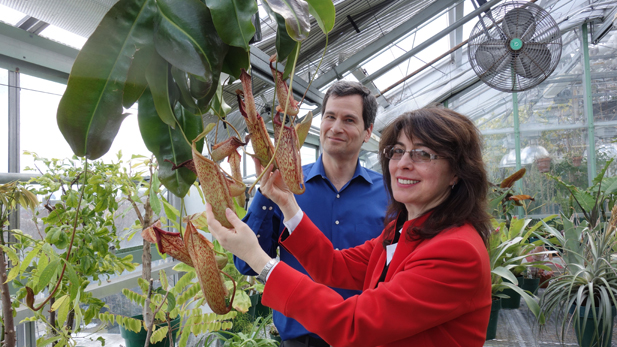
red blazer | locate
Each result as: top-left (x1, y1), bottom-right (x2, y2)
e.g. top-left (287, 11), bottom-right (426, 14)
top-left (262, 213), bottom-right (491, 347)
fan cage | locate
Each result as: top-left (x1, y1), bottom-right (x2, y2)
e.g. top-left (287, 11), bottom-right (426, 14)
top-left (467, 1), bottom-right (562, 93)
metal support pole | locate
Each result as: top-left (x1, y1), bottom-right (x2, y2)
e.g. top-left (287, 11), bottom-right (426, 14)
top-left (8, 69), bottom-right (19, 174)
top-left (8, 68), bottom-right (29, 347)
top-left (513, 92), bottom-right (523, 217)
top-left (582, 23), bottom-right (596, 185)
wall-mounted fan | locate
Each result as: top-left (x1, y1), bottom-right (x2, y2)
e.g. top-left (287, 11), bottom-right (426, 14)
top-left (468, 1), bottom-right (562, 92)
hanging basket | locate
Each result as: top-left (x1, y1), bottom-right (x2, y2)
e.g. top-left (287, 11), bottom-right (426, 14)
top-left (535, 157), bottom-right (551, 173)
top-left (572, 156), bottom-right (583, 167)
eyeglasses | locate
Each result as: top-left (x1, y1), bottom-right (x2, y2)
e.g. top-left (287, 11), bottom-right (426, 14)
top-left (384, 146), bottom-right (445, 162)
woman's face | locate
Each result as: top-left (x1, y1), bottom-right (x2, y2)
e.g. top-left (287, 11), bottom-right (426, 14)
top-left (388, 132), bottom-right (458, 220)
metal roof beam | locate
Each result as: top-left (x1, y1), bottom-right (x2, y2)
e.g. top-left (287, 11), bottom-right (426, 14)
top-left (359, 0), bottom-right (503, 85)
top-left (311, 0), bottom-right (461, 90)
top-left (0, 21), bottom-right (76, 82)
top-left (591, 3), bottom-right (617, 44)
top-left (250, 47), bottom-right (324, 106)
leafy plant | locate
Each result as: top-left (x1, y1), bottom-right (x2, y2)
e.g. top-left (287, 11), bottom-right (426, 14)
top-left (9, 153), bottom-right (137, 346)
top-left (539, 161), bottom-right (617, 345)
top-left (487, 218), bottom-right (546, 323)
top-left (539, 209), bottom-right (617, 345)
top-left (548, 158), bottom-right (617, 227)
top-left (0, 180), bottom-right (38, 347)
top-left (55, 0), bottom-right (335, 199)
top-left (215, 315), bottom-right (279, 347)
top-left (98, 268), bottom-right (237, 346)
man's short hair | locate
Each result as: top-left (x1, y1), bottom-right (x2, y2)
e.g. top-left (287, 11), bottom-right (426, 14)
top-left (322, 81), bottom-right (378, 130)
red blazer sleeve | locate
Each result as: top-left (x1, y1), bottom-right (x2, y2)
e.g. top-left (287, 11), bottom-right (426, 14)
top-left (265, 215), bottom-right (490, 347)
top-left (279, 213), bottom-right (379, 290)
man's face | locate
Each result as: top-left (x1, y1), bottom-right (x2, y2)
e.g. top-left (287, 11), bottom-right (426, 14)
top-left (320, 95), bottom-right (373, 160)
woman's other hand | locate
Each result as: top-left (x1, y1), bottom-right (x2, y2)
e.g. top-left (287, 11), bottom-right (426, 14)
top-left (206, 203), bottom-right (271, 273)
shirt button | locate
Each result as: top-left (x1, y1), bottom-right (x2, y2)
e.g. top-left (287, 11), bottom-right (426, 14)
top-left (262, 206), bottom-right (267, 210)
top-left (335, 247), bottom-right (339, 250)
top-left (269, 206), bottom-right (273, 210)
top-left (335, 220), bottom-right (339, 225)
top-left (336, 194), bottom-right (340, 198)
top-left (257, 234), bottom-right (260, 238)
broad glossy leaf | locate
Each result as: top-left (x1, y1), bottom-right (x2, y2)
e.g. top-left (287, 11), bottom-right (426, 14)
top-left (263, 0), bottom-right (310, 41)
top-left (138, 89), bottom-right (204, 197)
top-left (209, 79), bottom-right (231, 118)
top-left (57, 0), bottom-right (156, 159)
top-left (306, 0), bottom-right (335, 34)
top-left (123, 45), bottom-right (156, 109)
top-left (154, 0), bottom-right (228, 81)
top-left (282, 41), bottom-right (300, 80)
top-left (171, 67), bottom-right (198, 113)
top-left (145, 54), bottom-right (177, 128)
top-left (221, 46), bottom-right (251, 79)
top-left (262, 1), bottom-right (297, 61)
top-left (205, 0), bottom-right (257, 51)
top-left (190, 74), bottom-right (212, 100)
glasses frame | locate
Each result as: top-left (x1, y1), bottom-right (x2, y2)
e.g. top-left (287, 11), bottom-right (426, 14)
top-left (384, 145), bottom-right (446, 162)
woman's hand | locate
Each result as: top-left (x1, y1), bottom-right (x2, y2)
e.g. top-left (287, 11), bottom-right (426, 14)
top-left (206, 203), bottom-right (271, 273)
top-left (255, 158), bottom-right (300, 220)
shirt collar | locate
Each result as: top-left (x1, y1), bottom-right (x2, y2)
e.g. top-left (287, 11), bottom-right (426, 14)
top-left (306, 155), bottom-right (374, 184)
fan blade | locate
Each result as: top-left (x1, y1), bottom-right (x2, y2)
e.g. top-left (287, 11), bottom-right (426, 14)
top-left (475, 39), bottom-right (509, 74)
top-left (514, 43), bottom-right (551, 79)
top-left (502, 7), bottom-right (536, 41)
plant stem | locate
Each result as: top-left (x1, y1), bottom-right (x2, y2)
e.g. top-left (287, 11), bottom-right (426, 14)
top-left (0, 241), bottom-right (15, 347)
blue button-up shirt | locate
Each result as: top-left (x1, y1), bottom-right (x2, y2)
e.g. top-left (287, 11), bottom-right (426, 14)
top-left (234, 155), bottom-right (388, 341)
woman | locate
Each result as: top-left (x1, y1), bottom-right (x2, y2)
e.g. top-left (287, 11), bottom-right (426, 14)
top-left (207, 108), bottom-right (493, 347)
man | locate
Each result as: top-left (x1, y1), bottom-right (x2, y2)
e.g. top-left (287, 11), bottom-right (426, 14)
top-left (234, 81), bottom-right (388, 347)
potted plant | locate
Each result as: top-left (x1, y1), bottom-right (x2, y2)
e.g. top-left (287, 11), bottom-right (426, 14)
top-left (487, 223), bottom-right (545, 340)
top-left (539, 210), bottom-right (617, 347)
top-left (539, 160), bottom-right (617, 347)
top-left (522, 246), bottom-right (556, 294)
top-left (488, 168), bottom-right (555, 308)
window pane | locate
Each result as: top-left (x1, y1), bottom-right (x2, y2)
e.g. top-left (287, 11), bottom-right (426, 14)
top-left (20, 74), bottom-right (150, 172)
top-left (0, 69), bottom-right (7, 173)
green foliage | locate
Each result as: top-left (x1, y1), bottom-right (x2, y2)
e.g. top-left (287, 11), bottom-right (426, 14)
top-left (539, 217), bottom-right (617, 345)
top-left (548, 159), bottom-right (617, 227)
top-left (216, 315), bottom-right (279, 347)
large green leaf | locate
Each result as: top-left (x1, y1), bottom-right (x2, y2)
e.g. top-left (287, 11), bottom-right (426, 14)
top-left (221, 46), bottom-right (251, 79)
top-left (123, 45), bottom-right (156, 109)
top-left (171, 67), bottom-right (198, 113)
top-left (306, 0), bottom-right (335, 34)
top-left (57, 0), bottom-right (156, 159)
top-left (145, 54), bottom-right (177, 128)
top-left (205, 0), bottom-right (257, 51)
top-left (262, 1), bottom-right (298, 62)
top-left (209, 79), bottom-right (231, 118)
top-left (263, 0), bottom-right (310, 41)
top-left (138, 88), bottom-right (204, 197)
top-left (154, 0), bottom-right (228, 82)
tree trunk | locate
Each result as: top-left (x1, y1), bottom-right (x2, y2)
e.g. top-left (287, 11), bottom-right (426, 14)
top-left (0, 250), bottom-right (15, 347)
top-left (65, 309), bottom-right (75, 334)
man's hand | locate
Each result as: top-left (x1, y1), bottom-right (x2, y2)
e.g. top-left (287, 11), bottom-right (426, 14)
top-left (206, 203), bottom-right (271, 273)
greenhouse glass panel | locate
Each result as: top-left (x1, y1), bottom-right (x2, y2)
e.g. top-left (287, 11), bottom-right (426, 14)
top-left (0, 69), bottom-right (7, 173)
top-left (482, 133), bottom-right (512, 185)
top-left (20, 74), bottom-right (149, 172)
top-left (449, 82), bottom-right (514, 131)
top-left (589, 31), bottom-right (617, 124)
top-left (518, 128), bottom-right (588, 216)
